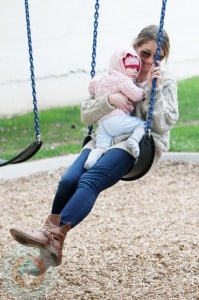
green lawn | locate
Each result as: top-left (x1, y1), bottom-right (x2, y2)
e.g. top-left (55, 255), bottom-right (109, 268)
top-left (0, 76), bottom-right (198, 161)
top-left (170, 76), bottom-right (199, 151)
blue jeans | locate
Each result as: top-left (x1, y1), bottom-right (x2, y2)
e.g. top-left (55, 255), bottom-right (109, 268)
top-left (51, 148), bottom-right (135, 227)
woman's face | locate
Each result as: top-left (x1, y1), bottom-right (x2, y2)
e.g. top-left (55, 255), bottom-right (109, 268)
top-left (136, 40), bottom-right (165, 74)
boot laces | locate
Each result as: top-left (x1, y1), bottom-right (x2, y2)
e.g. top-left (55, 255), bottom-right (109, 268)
top-left (43, 229), bottom-right (56, 241)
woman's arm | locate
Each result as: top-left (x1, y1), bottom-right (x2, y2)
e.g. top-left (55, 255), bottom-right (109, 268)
top-left (81, 93), bottom-right (133, 125)
top-left (81, 94), bottom-right (115, 125)
top-left (152, 77), bottom-right (179, 131)
top-left (140, 73), bottom-right (179, 135)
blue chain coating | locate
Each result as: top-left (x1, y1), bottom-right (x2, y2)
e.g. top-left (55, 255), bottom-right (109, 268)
top-left (88, 0), bottom-right (100, 135)
top-left (145, 0), bottom-right (167, 134)
top-left (90, 0), bottom-right (100, 79)
top-left (24, 0), bottom-right (41, 142)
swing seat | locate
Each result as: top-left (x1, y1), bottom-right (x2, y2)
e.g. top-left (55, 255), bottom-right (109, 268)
top-left (82, 134), bottom-right (92, 147)
top-left (82, 133), bottom-right (155, 181)
top-left (122, 133), bottom-right (155, 181)
top-left (0, 141), bottom-right (42, 167)
top-left (0, 0), bottom-right (43, 168)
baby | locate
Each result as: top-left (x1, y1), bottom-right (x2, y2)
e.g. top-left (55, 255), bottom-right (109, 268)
top-left (84, 48), bottom-right (146, 169)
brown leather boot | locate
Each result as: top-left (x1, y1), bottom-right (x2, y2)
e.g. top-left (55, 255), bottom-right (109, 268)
top-left (10, 214), bottom-right (71, 266)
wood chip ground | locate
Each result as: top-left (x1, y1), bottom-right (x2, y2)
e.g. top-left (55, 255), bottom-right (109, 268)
top-left (0, 161), bottom-right (198, 300)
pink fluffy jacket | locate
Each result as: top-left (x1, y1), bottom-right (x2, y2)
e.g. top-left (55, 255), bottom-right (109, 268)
top-left (88, 48), bottom-right (145, 107)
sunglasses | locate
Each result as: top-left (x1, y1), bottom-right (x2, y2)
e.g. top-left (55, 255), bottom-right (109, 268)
top-left (139, 50), bottom-right (164, 61)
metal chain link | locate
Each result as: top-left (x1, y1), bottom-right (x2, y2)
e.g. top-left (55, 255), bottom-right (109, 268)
top-left (90, 0), bottom-right (100, 79)
top-left (24, 0), bottom-right (41, 142)
top-left (145, 0), bottom-right (167, 134)
top-left (88, 0), bottom-right (100, 135)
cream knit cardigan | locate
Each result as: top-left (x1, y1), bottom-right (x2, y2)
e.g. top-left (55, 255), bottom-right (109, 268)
top-left (81, 70), bottom-right (179, 163)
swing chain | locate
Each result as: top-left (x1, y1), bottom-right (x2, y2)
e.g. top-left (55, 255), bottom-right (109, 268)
top-left (90, 0), bottom-right (100, 79)
top-left (145, 0), bottom-right (167, 135)
top-left (87, 0), bottom-right (100, 136)
top-left (24, 0), bottom-right (41, 143)
top-left (155, 0), bottom-right (167, 65)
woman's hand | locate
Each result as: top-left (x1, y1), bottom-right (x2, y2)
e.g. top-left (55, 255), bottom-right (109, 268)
top-left (147, 61), bottom-right (161, 88)
top-left (108, 93), bottom-right (133, 113)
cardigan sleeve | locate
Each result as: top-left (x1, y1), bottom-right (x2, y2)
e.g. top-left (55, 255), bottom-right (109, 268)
top-left (136, 72), bottom-right (179, 135)
top-left (81, 93), bottom-right (115, 125)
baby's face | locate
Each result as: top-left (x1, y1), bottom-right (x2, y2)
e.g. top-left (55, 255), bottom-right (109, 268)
top-left (125, 67), bottom-right (138, 80)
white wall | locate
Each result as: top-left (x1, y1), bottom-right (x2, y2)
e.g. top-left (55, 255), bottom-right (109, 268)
top-left (0, 0), bottom-right (199, 117)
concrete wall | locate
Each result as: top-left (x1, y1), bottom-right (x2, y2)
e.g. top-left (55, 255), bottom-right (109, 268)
top-left (1, 0), bottom-right (199, 117)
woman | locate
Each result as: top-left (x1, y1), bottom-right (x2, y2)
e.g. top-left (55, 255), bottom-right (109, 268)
top-left (10, 25), bottom-right (179, 276)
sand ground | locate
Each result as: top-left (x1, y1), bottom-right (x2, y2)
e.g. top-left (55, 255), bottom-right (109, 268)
top-left (0, 160), bottom-right (198, 299)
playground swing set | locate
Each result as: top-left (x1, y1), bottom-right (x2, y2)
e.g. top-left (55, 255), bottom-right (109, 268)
top-left (0, 0), bottom-right (168, 181)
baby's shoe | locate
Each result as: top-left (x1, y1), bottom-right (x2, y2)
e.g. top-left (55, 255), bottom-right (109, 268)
top-left (84, 148), bottom-right (104, 169)
top-left (126, 137), bottom-right (140, 158)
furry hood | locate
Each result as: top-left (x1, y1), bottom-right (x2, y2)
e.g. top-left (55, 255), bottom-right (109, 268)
top-left (108, 48), bottom-right (141, 75)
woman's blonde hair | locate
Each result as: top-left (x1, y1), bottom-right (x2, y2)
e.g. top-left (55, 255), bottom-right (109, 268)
top-left (133, 25), bottom-right (170, 59)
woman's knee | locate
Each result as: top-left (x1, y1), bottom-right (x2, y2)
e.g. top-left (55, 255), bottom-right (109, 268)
top-left (57, 174), bottom-right (77, 193)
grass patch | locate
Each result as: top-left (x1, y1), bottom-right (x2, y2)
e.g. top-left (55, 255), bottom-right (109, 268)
top-left (170, 124), bottom-right (199, 152)
top-left (0, 76), bottom-right (198, 162)
top-left (171, 76), bottom-right (199, 151)
top-left (0, 106), bottom-right (86, 160)
top-left (177, 77), bottom-right (199, 122)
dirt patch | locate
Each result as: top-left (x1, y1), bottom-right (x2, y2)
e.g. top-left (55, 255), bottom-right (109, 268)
top-left (0, 161), bottom-right (198, 300)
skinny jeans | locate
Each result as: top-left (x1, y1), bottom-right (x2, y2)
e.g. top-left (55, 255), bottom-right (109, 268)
top-left (51, 148), bottom-right (135, 227)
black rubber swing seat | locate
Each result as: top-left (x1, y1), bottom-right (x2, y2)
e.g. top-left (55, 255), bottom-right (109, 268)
top-left (82, 133), bottom-right (155, 181)
top-left (0, 140), bottom-right (42, 167)
top-left (122, 133), bottom-right (155, 181)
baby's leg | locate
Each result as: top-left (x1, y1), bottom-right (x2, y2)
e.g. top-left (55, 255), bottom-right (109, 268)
top-left (84, 148), bottom-right (105, 169)
top-left (126, 126), bottom-right (145, 158)
top-left (84, 121), bottom-right (111, 169)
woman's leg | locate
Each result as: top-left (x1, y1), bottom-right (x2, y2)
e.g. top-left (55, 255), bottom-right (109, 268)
top-left (51, 148), bottom-right (91, 214)
top-left (9, 149), bottom-right (91, 271)
top-left (10, 148), bottom-right (135, 276)
top-left (60, 148), bottom-right (135, 227)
